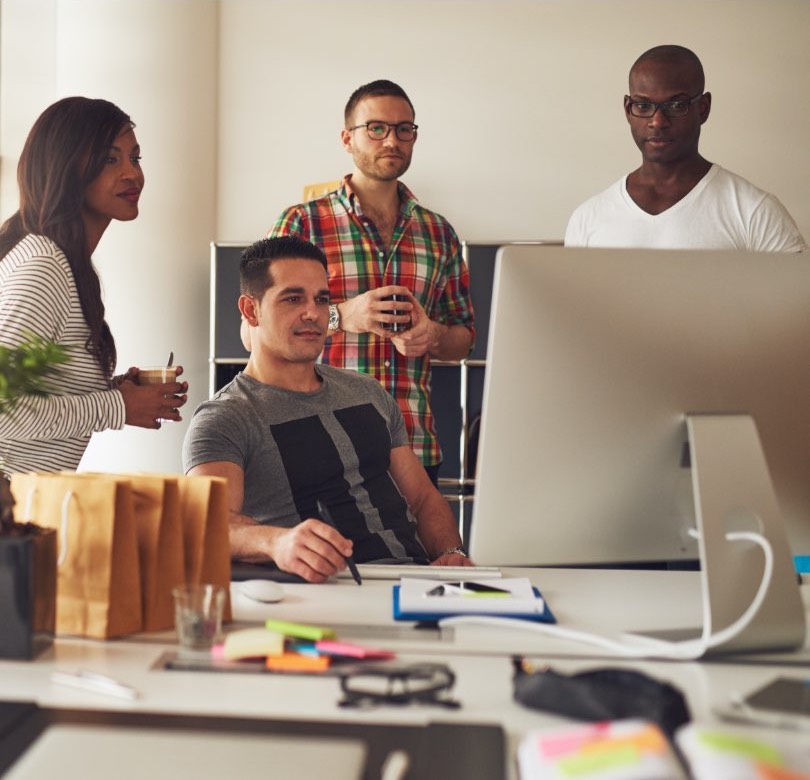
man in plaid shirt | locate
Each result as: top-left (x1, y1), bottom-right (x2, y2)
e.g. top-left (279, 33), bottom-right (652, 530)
top-left (269, 79), bottom-right (475, 487)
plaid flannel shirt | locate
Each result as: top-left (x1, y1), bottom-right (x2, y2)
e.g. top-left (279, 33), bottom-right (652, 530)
top-left (269, 175), bottom-right (475, 467)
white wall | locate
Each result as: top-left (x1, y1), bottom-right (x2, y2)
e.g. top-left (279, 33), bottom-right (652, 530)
top-left (2, 0), bottom-right (808, 474)
top-left (216, 0), bottom-right (810, 243)
top-left (0, 0), bottom-right (217, 473)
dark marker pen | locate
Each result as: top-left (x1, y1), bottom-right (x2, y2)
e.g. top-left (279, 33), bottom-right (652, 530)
top-left (316, 499), bottom-right (362, 586)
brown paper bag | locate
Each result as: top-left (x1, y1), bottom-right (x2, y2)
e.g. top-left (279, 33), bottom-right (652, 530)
top-left (127, 474), bottom-right (185, 632)
top-left (61, 472), bottom-right (184, 633)
top-left (10, 472), bottom-right (142, 639)
top-left (177, 475), bottom-right (232, 621)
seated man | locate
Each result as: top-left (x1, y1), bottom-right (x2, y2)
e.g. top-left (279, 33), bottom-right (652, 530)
top-left (183, 236), bottom-right (471, 582)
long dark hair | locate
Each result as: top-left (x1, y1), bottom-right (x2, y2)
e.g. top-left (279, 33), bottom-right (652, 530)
top-left (0, 96), bottom-right (134, 379)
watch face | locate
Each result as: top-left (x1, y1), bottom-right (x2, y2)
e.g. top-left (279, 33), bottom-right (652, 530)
top-left (329, 304), bottom-right (340, 331)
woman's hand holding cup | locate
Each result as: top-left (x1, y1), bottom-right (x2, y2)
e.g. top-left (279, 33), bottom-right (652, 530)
top-left (119, 365), bottom-right (188, 429)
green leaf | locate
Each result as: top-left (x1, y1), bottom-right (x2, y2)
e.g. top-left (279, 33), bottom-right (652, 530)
top-left (0, 332), bottom-right (70, 417)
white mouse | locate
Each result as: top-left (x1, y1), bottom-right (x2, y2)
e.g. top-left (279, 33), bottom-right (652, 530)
top-left (239, 579), bottom-right (285, 603)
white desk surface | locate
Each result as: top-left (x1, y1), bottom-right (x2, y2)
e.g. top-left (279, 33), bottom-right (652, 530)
top-left (232, 566), bottom-right (810, 659)
top-left (234, 566), bottom-right (707, 631)
top-left (1, 567), bottom-right (809, 779)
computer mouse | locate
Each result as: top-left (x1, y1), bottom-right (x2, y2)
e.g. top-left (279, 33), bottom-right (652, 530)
top-left (239, 579), bottom-right (285, 603)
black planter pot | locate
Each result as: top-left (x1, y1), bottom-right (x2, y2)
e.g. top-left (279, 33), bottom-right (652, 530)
top-left (0, 527), bottom-right (57, 659)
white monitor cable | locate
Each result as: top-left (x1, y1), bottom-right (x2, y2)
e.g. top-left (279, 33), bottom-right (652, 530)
top-left (440, 530), bottom-right (774, 661)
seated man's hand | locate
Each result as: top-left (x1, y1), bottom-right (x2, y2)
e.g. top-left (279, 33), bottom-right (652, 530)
top-left (430, 550), bottom-right (475, 567)
top-left (272, 518), bottom-right (354, 583)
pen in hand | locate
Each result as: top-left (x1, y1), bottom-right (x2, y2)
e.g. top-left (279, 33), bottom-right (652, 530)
top-left (317, 499), bottom-right (362, 586)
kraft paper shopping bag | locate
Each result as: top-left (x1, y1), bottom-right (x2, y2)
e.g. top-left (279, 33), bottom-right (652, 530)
top-left (127, 474), bottom-right (185, 632)
top-left (10, 472), bottom-right (142, 639)
top-left (177, 475), bottom-right (232, 621)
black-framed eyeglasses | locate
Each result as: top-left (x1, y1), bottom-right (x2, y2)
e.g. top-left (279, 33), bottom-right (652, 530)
top-left (348, 121), bottom-right (418, 142)
top-left (338, 662), bottom-right (460, 709)
top-left (626, 93), bottom-right (704, 118)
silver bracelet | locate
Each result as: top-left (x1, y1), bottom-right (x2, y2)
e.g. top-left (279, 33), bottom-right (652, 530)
top-left (434, 546), bottom-right (468, 561)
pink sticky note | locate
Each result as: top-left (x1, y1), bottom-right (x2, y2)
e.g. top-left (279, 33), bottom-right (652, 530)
top-left (314, 640), bottom-right (395, 659)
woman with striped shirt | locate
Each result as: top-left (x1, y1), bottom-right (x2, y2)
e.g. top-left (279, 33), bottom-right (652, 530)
top-left (0, 97), bottom-right (188, 473)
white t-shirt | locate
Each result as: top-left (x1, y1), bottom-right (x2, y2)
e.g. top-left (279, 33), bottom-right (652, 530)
top-left (564, 164), bottom-right (806, 252)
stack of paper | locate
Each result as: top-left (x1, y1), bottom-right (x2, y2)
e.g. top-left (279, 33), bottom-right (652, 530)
top-left (518, 720), bottom-right (683, 779)
top-left (393, 577), bottom-right (555, 623)
top-left (676, 723), bottom-right (810, 779)
top-left (519, 720), bottom-right (810, 779)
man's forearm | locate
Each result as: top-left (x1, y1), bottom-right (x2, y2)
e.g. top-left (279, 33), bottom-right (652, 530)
top-left (412, 492), bottom-right (464, 560)
top-left (429, 323), bottom-right (473, 362)
top-left (229, 512), bottom-right (282, 562)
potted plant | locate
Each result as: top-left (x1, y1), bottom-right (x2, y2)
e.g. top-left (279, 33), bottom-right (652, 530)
top-left (0, 334), bottom-right (67, 659)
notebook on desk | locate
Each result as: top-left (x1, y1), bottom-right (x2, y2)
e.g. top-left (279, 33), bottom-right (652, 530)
top-left (0, 704), bottom-right (507, 780)
top-left (393, 577), bottom-right (555, 624)
top-left (3, 725), bottom-right (367, 780)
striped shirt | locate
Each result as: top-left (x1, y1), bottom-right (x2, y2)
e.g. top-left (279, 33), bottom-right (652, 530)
top-left (269, 176), bottom-right (475, 467)
top-left (0, 234), bottom-right (125, 473)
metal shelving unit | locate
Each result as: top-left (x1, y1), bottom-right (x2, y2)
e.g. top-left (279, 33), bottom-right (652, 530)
top-left (434, 241), bottom-right (563, 543)
top-left (209, 242), bottom-right (249, 396)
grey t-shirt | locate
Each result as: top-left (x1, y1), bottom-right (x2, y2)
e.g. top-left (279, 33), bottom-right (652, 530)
top-left (183, 365), bottom-right (429, 563)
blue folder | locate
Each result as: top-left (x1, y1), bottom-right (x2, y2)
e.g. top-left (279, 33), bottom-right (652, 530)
top-left (392, 585), bottom-right (556, 624)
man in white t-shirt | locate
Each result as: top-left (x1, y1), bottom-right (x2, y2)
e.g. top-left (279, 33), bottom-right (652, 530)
top-left (565, 45), bottom-right (806, 252)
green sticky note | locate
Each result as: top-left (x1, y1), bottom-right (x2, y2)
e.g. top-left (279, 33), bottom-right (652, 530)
top-left (264, 619), bottom-right (335, 641)
top-left (558, 746), bottom-right (639, 776)
top-left (699, 731), bottom-right (782, 765)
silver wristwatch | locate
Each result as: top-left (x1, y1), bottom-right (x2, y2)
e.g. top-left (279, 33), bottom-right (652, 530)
top-left (328, 303), bottom-right (341, 333)
top-left (434, 546), bottom-right (468, 561)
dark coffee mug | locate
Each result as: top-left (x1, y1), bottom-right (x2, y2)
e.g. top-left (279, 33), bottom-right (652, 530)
top-left (381, 294), bottom-right (410, 332)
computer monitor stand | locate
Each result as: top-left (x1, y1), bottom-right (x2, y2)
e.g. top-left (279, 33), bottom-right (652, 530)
top-left (686, 414), bottom-right (806, 654)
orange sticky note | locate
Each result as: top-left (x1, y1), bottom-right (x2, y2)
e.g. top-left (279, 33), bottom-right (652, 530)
top-left (266, 651), bottom-right (331, 672)
top-left (580, 723), bottom-right (667, 757)
top-left (758, 768), bottom-right (810, 780)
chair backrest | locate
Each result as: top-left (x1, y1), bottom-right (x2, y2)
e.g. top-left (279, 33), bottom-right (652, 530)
top-left (302, 179), bottom-right (342, 201)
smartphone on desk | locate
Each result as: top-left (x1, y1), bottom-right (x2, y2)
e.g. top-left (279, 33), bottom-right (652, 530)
top-left (744, 677), bottom-right (810, 719)
top-left (425, 581), bottom-right (511, 597)
top-left (717, 676), bottom-right (810, 731)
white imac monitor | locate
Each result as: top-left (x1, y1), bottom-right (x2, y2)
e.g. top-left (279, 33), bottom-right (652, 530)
top-left (469, 245), bottom-right (810, 569)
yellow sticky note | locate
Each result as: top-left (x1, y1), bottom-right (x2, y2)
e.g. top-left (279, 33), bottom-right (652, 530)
top-left (581, 724), bottom-right (667, 757)
top-left (222, 627), bottom-right (284, 660)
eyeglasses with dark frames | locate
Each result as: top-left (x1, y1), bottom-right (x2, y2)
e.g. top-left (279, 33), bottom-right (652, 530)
top-left (348, 121), bottom-right (419, 142)
top-left (626, 93), bottom-right (704, 118)
top-left (338, 662), bottom-right (460, 709)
